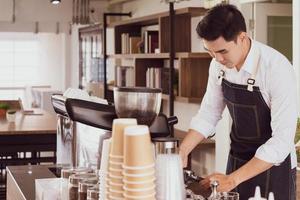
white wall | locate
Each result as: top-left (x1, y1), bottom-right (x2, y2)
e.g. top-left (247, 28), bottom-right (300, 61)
top-left (36, 33), bottom-right (65, 90)
top-left (0, 0), bottom-right (72, 33)
top-left (0, 0), bottom-right (108, 92)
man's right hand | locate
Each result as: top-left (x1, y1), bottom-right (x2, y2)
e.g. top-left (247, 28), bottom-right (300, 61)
top-left (178, 129), bottom-right (206, 168)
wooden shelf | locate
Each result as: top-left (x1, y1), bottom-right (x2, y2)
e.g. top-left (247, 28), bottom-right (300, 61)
top-left (108, 52), bottom-right (210, 59)
top-left (108, 7), bottom-right (208, 27)
top-left (176, 52), bottom-right (210, 58)
top-left (108, 53), bottom-right (169, 59)
top-left (106, 7), bottom-right (211, 108)
top-left (174, 129), bottom-right (215, 145)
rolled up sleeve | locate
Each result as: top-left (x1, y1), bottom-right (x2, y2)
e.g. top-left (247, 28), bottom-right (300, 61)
top-left (189, 59), bottom-right (226, 138)
top-left (255, 57), bottom-right (298, 164)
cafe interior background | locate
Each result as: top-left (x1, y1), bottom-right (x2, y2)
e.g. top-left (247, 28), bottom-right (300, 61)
top-left (0, 0), bottom-right (298, 199)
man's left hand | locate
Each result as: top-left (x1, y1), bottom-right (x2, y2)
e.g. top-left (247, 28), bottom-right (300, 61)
top-left (202, 173), bottom-right (238, 192)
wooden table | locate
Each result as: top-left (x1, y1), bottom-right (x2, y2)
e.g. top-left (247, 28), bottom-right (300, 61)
top-left (0, 110), bottom-right (57, 199)
top-left (6, 165), bottom-right (57, 200)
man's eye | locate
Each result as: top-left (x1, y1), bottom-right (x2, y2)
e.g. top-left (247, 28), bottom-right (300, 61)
top-left (221, 51), bottom-right (228, 54)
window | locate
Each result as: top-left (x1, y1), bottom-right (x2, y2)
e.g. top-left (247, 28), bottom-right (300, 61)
top-left (0, 38), bottom-right (38, 87)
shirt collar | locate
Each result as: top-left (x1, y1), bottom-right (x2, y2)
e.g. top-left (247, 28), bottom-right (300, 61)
top-left (240, 38), bottom-right (260, 75)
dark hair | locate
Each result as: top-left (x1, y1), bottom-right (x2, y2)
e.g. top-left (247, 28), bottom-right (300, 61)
top-left (196, 4), bottom-right (246, 42)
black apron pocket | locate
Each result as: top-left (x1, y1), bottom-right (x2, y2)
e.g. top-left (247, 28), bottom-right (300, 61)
top-left (231, 102), bottom-right (261, 141)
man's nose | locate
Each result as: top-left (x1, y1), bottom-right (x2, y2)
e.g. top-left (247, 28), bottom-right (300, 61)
top-left (215, 53), bottom-right (224, 63)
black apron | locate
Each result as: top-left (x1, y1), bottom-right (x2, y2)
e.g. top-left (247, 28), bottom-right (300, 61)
top-left (219, 71), bottom-right (296, 200)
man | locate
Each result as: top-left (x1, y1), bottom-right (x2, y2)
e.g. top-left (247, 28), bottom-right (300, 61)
top-left (179, 3), bottom-right (297, 200)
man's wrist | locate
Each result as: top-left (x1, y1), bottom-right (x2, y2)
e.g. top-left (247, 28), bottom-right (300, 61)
top-left (179, 145), bottom-right (190, 156)
top-left (229, 173), bottom-right (241, 188)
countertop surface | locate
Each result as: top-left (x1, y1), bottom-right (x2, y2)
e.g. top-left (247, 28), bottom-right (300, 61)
top-left (0, 109), bottom-right (57, 135)
top-left (6, 165), bottom-right (58, 200)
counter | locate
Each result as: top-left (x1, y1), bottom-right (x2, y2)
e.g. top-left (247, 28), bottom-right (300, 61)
top-left (6, 165), bottom-right (57, 200)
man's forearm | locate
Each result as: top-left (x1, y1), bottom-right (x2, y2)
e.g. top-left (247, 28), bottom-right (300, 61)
top-left (179, 129), bottom-right (206, 156)
top-left (229, 157), bottom-right (273, 187)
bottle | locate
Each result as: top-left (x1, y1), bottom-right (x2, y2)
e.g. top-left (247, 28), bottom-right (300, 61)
top-left (248, 186), bottom-right (267, 200)
top-left (268, 192), bottom-right (275, 200)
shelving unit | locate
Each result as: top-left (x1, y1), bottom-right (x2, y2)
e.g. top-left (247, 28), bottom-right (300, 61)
top-left (104, 6), bottom-right (211, 105)
top-left (78, 24), bottom-right (104, 98)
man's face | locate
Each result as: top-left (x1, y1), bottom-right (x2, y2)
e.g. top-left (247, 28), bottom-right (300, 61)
top-left (203, 34), bottom-right (245, 69)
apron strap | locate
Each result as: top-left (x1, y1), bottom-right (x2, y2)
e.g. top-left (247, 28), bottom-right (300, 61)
top-left (217, 44), bottom-right (261, 90)
top-left (217, 68), bottom-right (225, 85)
top-left (247, 48), bottom-right (260, 92)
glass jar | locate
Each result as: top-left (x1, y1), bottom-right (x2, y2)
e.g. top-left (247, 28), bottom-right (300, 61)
top-left (68, 173), bottom-right (97, 200)
top-left (78, 178), bottom-right (98, 200)
top-left (87, 184), bottom-right (100, 200)
top-left (60, 167), bottom-right (93, 200)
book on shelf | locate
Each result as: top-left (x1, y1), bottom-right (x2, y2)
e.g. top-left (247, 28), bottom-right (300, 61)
top-left (143, 30), bottom-right (159, 54)
top-left (146, 67), bottom-right (161, 89)
top-left (148, 31), bottom-right (158, 53)
top-left (129, 36), bottom-right (141, 54)
top-left (121, 33), bottom-right (142, 54)
top-left (145, 67), bottom-right (179, 95)
top-left (116, 66), bottom-right (134, 87)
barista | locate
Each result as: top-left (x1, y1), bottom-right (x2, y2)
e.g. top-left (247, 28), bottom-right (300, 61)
top-left (179, 4), bottom-right (297, 200)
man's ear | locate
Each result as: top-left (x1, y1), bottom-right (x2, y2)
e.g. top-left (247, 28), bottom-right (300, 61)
top-left (239, 32), bottom-right (247, 42)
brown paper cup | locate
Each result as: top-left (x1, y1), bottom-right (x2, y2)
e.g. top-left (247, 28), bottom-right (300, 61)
top-left (123, 166), bottom-right (155, 175)
top-left (123, 177), bottom-right (156, 185)
top-left (124, 181), bottom-right (155, 189)
top-left (123, 169), bottom-right (155, 178)
top-left (109, 188), bottom-right (124, 198)
top-left (124, 187), bottom-right (156, 197)
top-left (124, 194), bottom-right (155, 200)
top-left (109, 183), bottom-right (123, 191)
top-left (109, 160), bottom-right (123, 169)
top-left (124, 125), bottom-right (154, 166)
top-left (109, 175), bottom-right (123, 184)
top-left (111, 118), bottom-right (137, 156)
top-left (109, 166), bottom-right (123, 176)
top-left (109, 195), bottom-right (124, 200)
top-left (109, 155), bottom-right (124, 163)
top-left (123, 174), bottom-right (156, 182)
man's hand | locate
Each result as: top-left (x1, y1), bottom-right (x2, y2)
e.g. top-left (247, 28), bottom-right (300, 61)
top-left (179, 129), bottom-right (206, 168)
top-left (202, 157), bottom-right (273, 192)
top-left (202, 173), bottom-right (237, 192)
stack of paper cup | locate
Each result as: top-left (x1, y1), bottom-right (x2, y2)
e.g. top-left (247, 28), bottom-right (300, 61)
top-left (155, 154), bottom-right (186, 200)
top-left (99, 139), bottom-right (111, 200)
top-left (108, 118), bottom-right (137, 200)
top-left (123, 125), bottom-right (156, 200)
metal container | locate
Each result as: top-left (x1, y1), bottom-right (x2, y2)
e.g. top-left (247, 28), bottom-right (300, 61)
top-left (152, 137), bottom-right (179, 155)
top-left (113, 87), bottom-right (162, 126)
top-left (87, 184), bottom-right (100, 200)
top-left (78, 178), bottom-right (98, 200)
top-left (68, 173), bottom-right (97, 200)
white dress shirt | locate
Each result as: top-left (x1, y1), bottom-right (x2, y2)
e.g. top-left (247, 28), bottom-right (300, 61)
top-left (190, 39), bottom-right (298, 168)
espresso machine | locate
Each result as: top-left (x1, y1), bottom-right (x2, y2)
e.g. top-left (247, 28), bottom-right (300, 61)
top-left (51, 87), bottom-right (178, 168)
top-left (52, 87), bottom-right (217, 199)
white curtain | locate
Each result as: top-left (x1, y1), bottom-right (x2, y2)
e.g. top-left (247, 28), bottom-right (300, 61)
top-left (0, 32), bottom-right (66, 102)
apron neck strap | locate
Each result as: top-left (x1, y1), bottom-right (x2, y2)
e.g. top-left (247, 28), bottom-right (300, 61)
top-left (247, 48), bottom-right (260, 92)
top-left (216, 47), bottom-right (261, 91)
